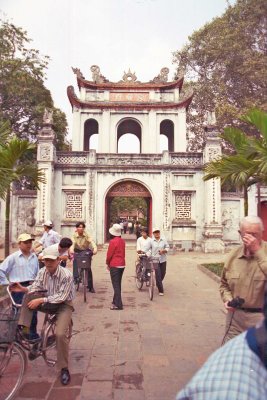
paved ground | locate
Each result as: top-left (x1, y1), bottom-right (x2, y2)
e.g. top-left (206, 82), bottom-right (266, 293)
top-left (7, 247), bottom-right (226, 400)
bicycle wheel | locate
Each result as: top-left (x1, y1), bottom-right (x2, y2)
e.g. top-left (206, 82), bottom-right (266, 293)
top-left (43, 318), bottom-right (72, 367)
top-left (148, 270), bottom-right (155, 301)
top-left (135, 262), bottom-right (143, 290)
top-left (0, 342), bottom-right (26, 400)
top-left (75, 269), bottom-right (80, 292)
top-left (83, 269), bottom-right (88, 302)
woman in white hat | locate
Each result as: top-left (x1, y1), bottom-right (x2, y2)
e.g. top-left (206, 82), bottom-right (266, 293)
top-left (106, 223), bottom-right (126, 310)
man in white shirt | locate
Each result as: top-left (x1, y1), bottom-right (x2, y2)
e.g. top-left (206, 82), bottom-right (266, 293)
top-left (34, 220), bottom-right (60, 252)
top-left (136, 228), bottom-right (152, 254)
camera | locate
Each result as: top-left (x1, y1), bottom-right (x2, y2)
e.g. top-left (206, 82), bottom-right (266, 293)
top-left (228, 296), bottom-right (245, 308)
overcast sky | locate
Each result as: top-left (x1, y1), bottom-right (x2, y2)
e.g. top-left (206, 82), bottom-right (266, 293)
top-left (1, 0), bottom-right (235, 136)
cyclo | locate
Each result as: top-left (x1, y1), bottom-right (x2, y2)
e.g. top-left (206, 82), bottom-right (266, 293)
top-left (135, 253), bottom-right (160, 301)
top-left (74, 249), bottom-right (93, 302)
top-left (0, 286), bottom-right (73, 400)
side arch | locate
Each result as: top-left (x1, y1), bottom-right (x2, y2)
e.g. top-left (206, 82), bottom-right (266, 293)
top-left (160, 119), bottom-right (174, 152)
top-left (84, 119), bottom-right (99, 151)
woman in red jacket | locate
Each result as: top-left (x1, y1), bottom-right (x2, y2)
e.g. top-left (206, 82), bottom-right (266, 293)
top-left (106, 223), bottom-right (126, 310)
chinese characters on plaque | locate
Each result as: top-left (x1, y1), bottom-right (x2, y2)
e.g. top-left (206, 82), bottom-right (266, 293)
top-left (110, 92), bottom-right (149, 102)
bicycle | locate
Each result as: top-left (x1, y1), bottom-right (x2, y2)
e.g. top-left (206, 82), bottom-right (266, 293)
top-left (0, 286), bottom-right (73, 400)
top-left (135, 254), bottom-right (160, 301)
top-left (74, 249), bottom-right (93, 302)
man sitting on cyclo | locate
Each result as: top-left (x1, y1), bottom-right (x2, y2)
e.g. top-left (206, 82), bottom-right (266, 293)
top-left (10, 246), bottom-right (75, 386)
top-left (136, 228), bottom-right (152, 279)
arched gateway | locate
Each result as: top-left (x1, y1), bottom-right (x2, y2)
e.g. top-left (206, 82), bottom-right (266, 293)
top-left (105, 181), bottom-right (152, 241)
top-left (19, 64), bottom-right (264, 253)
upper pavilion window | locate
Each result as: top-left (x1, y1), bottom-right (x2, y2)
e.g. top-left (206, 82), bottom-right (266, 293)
top-left (160, 120), bottom-right (174, 152)
top-left (84, 119), bottom-right (99, 151)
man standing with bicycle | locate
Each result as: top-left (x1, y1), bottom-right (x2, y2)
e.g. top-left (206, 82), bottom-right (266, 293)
top-left (71, 222), bottom-right (97, 292)
top-left (148, 228), bottom-right (169, 296)
top-left (10, 246), bottom-right (75, 385)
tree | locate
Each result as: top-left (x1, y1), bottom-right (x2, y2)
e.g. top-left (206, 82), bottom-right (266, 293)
top-left (0, 122), bottom-right (45, 256)
top-left (173, 0), bottom-right (267, 151)
top-left (203, 109), bottom-right (267, 215)
top-left (0, 19), bottom-right (68, 149)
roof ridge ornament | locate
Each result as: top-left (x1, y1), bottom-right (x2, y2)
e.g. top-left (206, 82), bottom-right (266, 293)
top-left (90, 65), bottom-right (109, 83)
top-left (151, 67), bottom-right (169, 83)
top-left (72, 67), bottom-right (85, 79)
top-left (120, 69), bottom-right (140, 84)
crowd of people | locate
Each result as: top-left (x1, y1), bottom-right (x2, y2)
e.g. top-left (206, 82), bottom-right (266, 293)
top-left (1, 215), bottom-right (267, 398)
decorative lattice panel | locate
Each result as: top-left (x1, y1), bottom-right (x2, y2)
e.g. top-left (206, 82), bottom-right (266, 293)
top-left (175, 192), bottom-right (192, 219)
top-left (57, 156), bottom-right (87, 164)
top-left (65, 192), bottom-right (83, 219)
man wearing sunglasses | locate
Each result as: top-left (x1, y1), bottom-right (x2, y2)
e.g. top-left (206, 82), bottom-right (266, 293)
top-left (220, 216), bottom-right (267, 343)
top-left (0, 233), bottom-right (39, 339)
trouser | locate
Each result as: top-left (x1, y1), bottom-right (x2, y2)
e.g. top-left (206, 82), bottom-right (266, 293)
top-left (110, 267), bottom-right (124, 309)
top-left (12, 281), bottom-right (38, 338)
top-left (73, 256), bottom-right (94, 289)
top-left (224, 309), bottom-right (264, 343)
top-left (155, 262), bottom-right (166, 293)
top-left (19, 293), bottom-right (73, 370)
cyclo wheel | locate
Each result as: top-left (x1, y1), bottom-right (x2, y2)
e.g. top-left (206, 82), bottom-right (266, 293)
top-left (83, 269), bottom-right (88, 303)
top-left (0, 342), bottom-right (27, 400)
top-left (135, 262), bottom-right (143, 290)
top-left (43, 316), bottom-right (72, 367)
top-left (149, 270), bottom-right (155, 301)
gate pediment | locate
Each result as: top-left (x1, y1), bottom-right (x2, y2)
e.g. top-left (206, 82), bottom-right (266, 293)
top-left (107, 181), bottom-right (150, 197)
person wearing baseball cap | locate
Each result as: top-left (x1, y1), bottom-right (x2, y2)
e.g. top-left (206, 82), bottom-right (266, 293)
top-left (34, 219), bottom-right (60, 253)
top-left (0, 233), bottom-right (39, 339)
top-left (11, 243), bottom-right (75, 385)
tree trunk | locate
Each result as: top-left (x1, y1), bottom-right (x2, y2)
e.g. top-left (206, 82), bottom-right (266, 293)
top-left (244, 186), bottom-right (248, 216)
top-left (4, 187), bottom-right (11, 257)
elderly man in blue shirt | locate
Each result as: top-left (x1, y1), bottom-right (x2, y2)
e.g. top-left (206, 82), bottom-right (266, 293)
top-left (148, 227), bottom-right (169, 296)
top-left (0, 233), bottom-right (39, 339)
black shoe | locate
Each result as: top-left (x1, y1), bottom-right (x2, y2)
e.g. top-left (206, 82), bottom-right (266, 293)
top-left (60, 368), bottom-right (71, 385)
top-left (87, 287), bottom-right (95, 293)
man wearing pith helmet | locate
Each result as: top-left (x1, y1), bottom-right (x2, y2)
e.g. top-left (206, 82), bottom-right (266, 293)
top-left (34, 220), bottom-right (60, 252)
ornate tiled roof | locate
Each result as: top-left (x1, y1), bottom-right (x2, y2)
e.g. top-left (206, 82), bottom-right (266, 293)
top-left (67, 85), bottom-right (193, 110)
top-left (71, 65), bottom-right (185, 90)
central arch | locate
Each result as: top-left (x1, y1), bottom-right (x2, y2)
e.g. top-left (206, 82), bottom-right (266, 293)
top-left (105, 180), bottom-right (152, 241)
top-left (117, 119), bottom-right (142, 153)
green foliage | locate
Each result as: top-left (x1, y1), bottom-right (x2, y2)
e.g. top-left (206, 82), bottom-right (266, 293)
top-left (173, 0), bottom-right (267, 150)
top-left (0, 19), bottom-right (68, 149)
top-left (110, 197), bottom-right (147, 224)
top-left (203, 109), bottom-right (267, 214)
top-left (201, 263), bottom-right (224, 277)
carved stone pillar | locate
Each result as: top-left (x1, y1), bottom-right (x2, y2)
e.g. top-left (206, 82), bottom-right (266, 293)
top-left (36, 111), bottom-right (56, 226)
top-left (202, 119), bottom-right (225, 253)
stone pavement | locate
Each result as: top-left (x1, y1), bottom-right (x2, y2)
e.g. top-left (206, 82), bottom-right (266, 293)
top-left (11, 248), bottom-right (226, 400)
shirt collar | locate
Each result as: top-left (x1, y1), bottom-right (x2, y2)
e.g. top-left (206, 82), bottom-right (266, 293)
top-left (18, 249), bottom-right (35, 259)
top-left (48, 266), bottom-right (61, 278)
